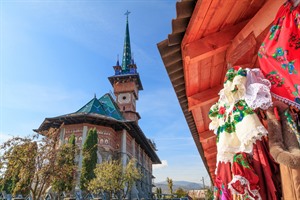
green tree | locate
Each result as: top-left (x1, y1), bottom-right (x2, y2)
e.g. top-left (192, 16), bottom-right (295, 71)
top-left (175, 187), bottom-right (187, 198)
top-left (0, 138), bottom-right (37, 196)
top-left (88, 159), bottom-right (142, 199)
top-left (80, 129), bottom-right (98, 191)
top-left (155, 187), bottom-right (162, 199)
top-left (51, 134), bottom-right (77, 194)
top-left (122, 158), bottom-right (142, 199)
top-left (205, 188), bottom-right (214, 200)
top-left (167, 177), bottom-right (173, 196)
top-left (0, 133), bottom-right (76, 200)
top-left (159, 187), bottom-right (162, 198)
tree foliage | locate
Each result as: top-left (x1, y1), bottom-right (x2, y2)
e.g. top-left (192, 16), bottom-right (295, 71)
top-left (88, 158), bottom-right (142, 199)
top-left (175, 187), bottom-right (187, 198)
top-left (0, 140), bottom-right (37, 196)
top-left (0, 132), bottom-right (77, 200)
top-left (51, 133), bottom-right (77, 193)
top-left (205, 188), bottom-right (214, 200)
top-left (167, 177), bottom-right (173, 195)
top-left (80, 128), bottom-right (98, 191)
top-left (155, 187), bottom-right (162, 199)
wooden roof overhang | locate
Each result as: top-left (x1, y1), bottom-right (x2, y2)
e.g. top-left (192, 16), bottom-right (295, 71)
top-left (34, 113), bottom-right (161, 163)
top-left (158, 0), bottom-right (285, 182)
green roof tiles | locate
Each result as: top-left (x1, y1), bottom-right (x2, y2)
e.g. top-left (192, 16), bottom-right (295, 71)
top-left (99, 94), bottom-right (124, 120)
top-left (76, 94), bottom-right (123, 120)
top-left (76, 97), bottom-right (106, 115)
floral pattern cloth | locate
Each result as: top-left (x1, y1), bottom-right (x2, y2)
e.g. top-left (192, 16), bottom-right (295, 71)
top-left (228, 153), bottom-right (261, 200)
top-left (258, 1), bottom-right (300, 109)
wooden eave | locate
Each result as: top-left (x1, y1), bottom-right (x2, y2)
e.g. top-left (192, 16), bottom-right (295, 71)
top-left (158, 0), bottom-right (284, 182)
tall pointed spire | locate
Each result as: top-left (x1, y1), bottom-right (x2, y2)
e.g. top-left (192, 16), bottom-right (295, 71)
top-left (121, 10), bottom-right (132, 72)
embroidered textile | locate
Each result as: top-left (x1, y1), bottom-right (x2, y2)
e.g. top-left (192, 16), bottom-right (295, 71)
top-left (228, 153), bottom-right (261, 200)
top-left (258, 1), bottom-right (300, 109)
top-left (209, 67), bottom-right (268, 163)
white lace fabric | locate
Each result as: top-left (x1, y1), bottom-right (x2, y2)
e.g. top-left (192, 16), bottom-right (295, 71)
top-left (245, 69), bottom-right (273, 110)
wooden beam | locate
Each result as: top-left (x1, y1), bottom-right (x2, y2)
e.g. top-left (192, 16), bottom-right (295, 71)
top-left (226, 0), bottom-right (285, 65)
top-left (205, 151), bottom-right (217, 160)
top-left (188, 85), bottom-right (222, 111)
top-left (204, 146), bottom-right (217, 155)
top-left (182, 0), bottom-right (213, 45)
top-left (209, 168), bottom-right (216, 173)
top-left (199, 130), bottom-right (215, 142)
top-left (206, 156), bottom-right (217, 163)
top-left (226, 32), bottom-right (257, 65)
top-left (183, 21), bottom-right (247, 64)
top-left (207, 159), bottom-right (217, 168)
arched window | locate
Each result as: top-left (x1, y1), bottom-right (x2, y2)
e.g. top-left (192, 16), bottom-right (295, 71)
top-left (97, 151), bottom-right (102, 164)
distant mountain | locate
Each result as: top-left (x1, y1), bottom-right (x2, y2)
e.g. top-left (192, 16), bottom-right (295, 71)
top-left (154, 181), bottom-right (204, 194)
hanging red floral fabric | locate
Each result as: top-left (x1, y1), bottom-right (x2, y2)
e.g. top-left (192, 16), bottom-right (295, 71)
top-left (228, 153), bottom-right (261, 200)
top-left (258, 1), bottom-right (300, 109)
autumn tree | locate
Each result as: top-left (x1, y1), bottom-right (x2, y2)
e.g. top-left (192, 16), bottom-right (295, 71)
top-left (0, 132), bottom-right (77, 200)
top-left (88, 158), bottom-right (142, 199)
top-left (80, 128), bottom-right (98, 191)
top-left (0, 139), bottom-right (37, 196)
top-left (51, 133), bottom-right (77, 194)
top-left (175, 187), bottom-right (187, 198)
top-left (167, 177), bottom-right (173, 196)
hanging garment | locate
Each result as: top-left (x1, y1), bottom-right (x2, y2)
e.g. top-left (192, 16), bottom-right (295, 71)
top-left (214, 162), bottom-right (233, 200)
top-left (266, 101), bottom-right (300, 199)
top-left (258, 1), bottom-right (300, 109)
top-left (280, 164), bottom-right (300, 200)
top-left (228, 153), bottom-right (261, 200)
top-left (209, 67), bottom-right (268, 164)
top-left (252, 138), bottom-right (281, 200)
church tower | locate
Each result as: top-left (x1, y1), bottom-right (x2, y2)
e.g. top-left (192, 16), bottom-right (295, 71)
top-left (108, 11), bottom-right (143, 122)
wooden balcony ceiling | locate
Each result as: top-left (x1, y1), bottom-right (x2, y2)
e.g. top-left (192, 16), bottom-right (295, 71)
top-left (158, 0), bottom-right (285, 182)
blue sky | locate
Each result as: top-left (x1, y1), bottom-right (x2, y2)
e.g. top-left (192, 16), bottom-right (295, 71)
top-left (0, 0), bottom-right (210, 185)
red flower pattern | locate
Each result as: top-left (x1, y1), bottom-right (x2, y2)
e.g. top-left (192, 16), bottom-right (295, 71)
top-left (219, 106), bottom-right (226, 115)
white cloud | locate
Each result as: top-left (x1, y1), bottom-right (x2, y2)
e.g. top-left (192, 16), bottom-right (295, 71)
top-left (153, 160), bottom-right (168, 170)
top-left (0, 133), bottom-right (13, 144)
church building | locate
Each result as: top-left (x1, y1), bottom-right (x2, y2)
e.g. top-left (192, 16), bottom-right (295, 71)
top-left (35, 13), bottom-right (161, 199)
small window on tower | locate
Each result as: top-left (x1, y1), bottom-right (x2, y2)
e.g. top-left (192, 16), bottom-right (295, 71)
top-left (123, 106), bottom-right (125, 111)
top-left (122, 96), bottom-right (127, 100)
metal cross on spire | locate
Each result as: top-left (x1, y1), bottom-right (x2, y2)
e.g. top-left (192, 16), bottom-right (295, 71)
top-left (124, 10), bottom-right (131, 18)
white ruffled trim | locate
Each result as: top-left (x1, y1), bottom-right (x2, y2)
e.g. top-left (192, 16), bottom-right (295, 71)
top-left (209, 120), bottom-right (219, 133)
top-left (271, 92), bottom-right (300, 110)
top-left (228, 175), bottom-right (262, 200)
top-left (238, 125), bottom-right (268, 149)
top-left (216, 144), bottom-right (253, 164)
top-left (245, 68), bottom-right (273, 110)
top-left (216, 152), bottom-right (235, 164)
